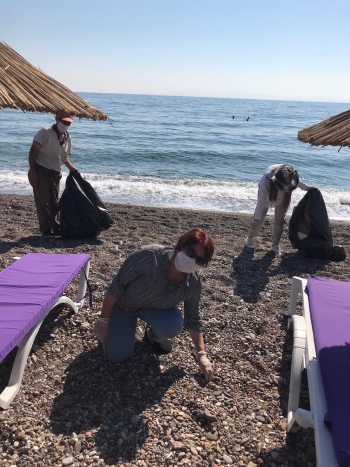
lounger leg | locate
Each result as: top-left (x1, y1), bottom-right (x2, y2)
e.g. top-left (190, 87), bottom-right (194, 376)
top-left (288, 277), bottom-right (304, 319)
top-left (287, 315), bottom-right (309, 431)
top-left (0, 296), bottom-right (76, 410)
top-left (0, 311), bottom-right (49, 409)
top-left (76, 260), bottom-right (90, 310)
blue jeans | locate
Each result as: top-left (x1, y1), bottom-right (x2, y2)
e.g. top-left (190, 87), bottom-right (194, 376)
top-left (105, 307), bottom-right (183, 363)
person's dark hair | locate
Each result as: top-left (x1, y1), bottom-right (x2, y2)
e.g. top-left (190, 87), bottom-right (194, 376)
top-left (174, 228), bottom-right (214, 267)
top-left (269, 181), bottom-right (292, 211)
top-left (271, 164), bottom-right (299, 192)
top-left (282, 191), bottom-right (292, 212)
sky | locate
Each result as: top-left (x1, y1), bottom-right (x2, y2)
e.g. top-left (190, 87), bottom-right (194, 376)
top-left (1, 0), bottom-right (350, 103)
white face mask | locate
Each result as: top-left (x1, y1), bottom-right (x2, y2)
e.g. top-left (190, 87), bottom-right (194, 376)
top-left (57, 121), bottom-right (69, 133)
top-left (174, 251), bottom-right (198, 274)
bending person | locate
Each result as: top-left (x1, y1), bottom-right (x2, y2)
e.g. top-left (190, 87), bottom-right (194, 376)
top-left (93, 228), bottom-right (214, 381)
top-left (245, 164), bottom-right (313, 255)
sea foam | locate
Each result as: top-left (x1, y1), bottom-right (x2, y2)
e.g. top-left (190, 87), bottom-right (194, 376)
top-left (1, 170), bottom-right (349, 219)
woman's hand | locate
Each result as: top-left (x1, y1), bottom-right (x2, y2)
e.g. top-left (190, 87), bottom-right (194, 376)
top-left (188, 330), bottom-right (213, 381)
top-left (197, 351), bottom-right (213, 381)
top-left (93, 317), bottom-right (109, 343)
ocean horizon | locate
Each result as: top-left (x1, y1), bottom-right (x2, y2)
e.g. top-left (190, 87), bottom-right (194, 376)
top-left (1, 93), bottom-right (349, 219)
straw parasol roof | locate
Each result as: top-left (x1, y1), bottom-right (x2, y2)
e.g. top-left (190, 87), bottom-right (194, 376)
top-left (298, 109), bottom-right (350, 149)
top-left (0, 42), bottom-right (107, 120)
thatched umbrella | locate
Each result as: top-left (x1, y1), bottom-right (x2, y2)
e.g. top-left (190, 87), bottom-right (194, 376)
top-left (298, 109), bottom-right (350, 149)
top-left (0, 42), bottom-right (107, 121)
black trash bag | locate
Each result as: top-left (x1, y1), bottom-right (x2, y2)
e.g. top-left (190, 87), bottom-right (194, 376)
top-left (288, 188), bottom-right (346, 261)
top-left (59, 172), bottom-right (113, 239)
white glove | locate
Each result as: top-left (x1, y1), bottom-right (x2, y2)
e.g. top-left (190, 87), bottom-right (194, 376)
top-left (197, 351), bottom-right (213, 381)
top-left (93, 318), bottom-right (109, 343)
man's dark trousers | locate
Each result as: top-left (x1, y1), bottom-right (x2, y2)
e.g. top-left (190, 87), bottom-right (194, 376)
top-left (32, 163), bottom-right (62, 235)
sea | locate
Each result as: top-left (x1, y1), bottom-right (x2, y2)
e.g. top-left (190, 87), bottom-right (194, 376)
top-left (1, 93), bottom-right (349, 219)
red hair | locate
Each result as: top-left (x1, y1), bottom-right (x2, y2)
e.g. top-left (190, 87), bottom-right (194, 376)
top-left (174, 228), bottom-right (214, 267)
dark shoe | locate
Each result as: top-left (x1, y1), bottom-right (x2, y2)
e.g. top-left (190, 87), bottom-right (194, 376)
top-left (42, 229), bottom-right (54, 237)
top-left (144, 327), bottom-right (172, 355)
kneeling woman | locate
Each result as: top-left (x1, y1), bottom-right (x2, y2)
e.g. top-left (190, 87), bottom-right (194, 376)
top-left (93, 229), bottom-right (214, 381)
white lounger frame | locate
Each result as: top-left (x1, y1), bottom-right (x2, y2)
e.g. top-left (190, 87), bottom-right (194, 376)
top-left (0, 257), bottom-right (90, 410)
top-left (287, 276), bottom-right (338, 467)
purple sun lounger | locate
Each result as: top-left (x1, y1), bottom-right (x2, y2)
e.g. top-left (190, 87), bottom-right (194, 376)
top-left (0, 253), bottom-right (90, 409)
top-left (286, 276), bottom-right (350, 467)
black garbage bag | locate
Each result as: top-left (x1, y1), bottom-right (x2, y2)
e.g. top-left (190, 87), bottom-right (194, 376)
top-left (59, 172), bottom-right (113, 239)
top-left (289, 188), bottom-right (346, 261)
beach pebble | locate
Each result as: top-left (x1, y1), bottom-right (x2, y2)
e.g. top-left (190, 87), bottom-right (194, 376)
top-left (172, 440), bottom-right (184, 450)
top-left (204, 408), bottom-right (218, 422)
top-left (255, 415), bottom-right (265, 422)
top-left (74, 441), bottom-right (82, 454)
top-left (62, 458), bottom-right (74, 466)
top-left (206, 432), bottom-right (218, 441)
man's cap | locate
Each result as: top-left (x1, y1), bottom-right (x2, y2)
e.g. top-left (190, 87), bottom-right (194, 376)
top-left (56, 114), bottom-right (74, 123)
top-left (270, 164), bottom-right (299, 192)
top-left (60, 115), bottom-right (74, 123)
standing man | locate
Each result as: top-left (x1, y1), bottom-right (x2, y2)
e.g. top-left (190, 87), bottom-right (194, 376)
top-left (28, 114), bottom-right (78, 237)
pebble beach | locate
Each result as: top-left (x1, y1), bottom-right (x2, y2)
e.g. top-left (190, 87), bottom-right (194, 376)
top-left (0, 193), bottom-right (349, 467)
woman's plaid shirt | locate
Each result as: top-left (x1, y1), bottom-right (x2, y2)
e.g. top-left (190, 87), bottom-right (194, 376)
top-left (107, 245), bottom-right (203, 332)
